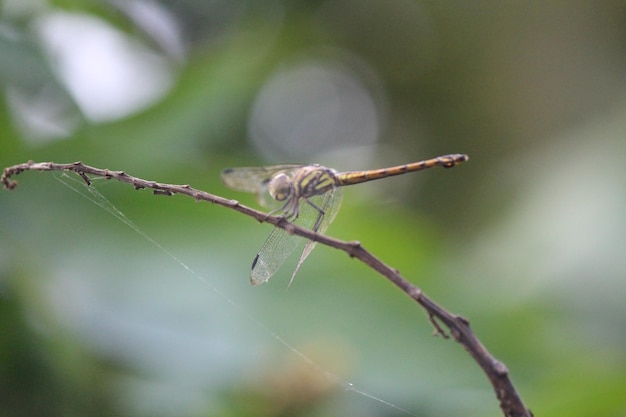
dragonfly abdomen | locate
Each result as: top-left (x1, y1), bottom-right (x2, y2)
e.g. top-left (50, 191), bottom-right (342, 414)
top-left (336, 153), bottom-right (468, 186)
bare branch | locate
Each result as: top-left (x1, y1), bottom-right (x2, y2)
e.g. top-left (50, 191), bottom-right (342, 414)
top-left (2, 160), bottom-right (532, 417)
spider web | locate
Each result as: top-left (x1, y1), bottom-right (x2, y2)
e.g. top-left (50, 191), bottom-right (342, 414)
top-left (51, 171), bottom-right (418, 417)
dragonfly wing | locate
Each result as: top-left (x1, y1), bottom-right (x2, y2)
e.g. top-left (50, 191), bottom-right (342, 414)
top-left (221, 164), bottom-right (305, 208)
top-left (250, 226), bottom-right (305, 286)
top-left (220, 164), bottom-right (304, 193)
top-left (318, 186), bottom-right (344, 234)
top-left (288, 186), bottom-right (343, 287)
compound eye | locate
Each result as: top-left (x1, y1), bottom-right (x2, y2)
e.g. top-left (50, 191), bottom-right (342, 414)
top-left (268, 173), bottom-right (291, 201)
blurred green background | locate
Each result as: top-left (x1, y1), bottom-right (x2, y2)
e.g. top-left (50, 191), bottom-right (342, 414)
top-left (1, 1), bottom-right (625, 416)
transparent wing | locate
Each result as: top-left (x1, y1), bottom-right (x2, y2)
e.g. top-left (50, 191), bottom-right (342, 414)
top-left (249, 227), bottom-right (304, 286)
top-left (221, 164), bottom-right (304, 208)
top-left (288, 186), bottom-right (343, 287)
top-left (249, 188), bottom-right (342, 286)
top-left (220, 164), bottom-right (304, 193)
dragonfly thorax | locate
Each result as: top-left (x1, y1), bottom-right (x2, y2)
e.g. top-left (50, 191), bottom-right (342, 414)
top-left (291, 165), bottom-right (338, 199)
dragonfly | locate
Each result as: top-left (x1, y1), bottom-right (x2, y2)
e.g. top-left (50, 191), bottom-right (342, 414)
top-left (221, 153), bottom-right (468, 286)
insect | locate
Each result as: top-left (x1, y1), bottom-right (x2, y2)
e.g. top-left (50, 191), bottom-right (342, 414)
top-left (221, 153), bottom-right (468, 286)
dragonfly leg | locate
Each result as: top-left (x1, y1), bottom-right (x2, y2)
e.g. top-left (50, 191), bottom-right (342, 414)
top-left (279, 197), bottom-right (302, 221)
top-left (305, 199), bottom-right (326, 231)
top-left (264, 197), bottom-right (298, 221)
top-left (264, 207), bottom-right (284, 222)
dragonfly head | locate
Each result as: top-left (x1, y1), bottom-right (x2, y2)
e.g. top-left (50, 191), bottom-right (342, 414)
top-left (268, 172), bottom-right (292, 202)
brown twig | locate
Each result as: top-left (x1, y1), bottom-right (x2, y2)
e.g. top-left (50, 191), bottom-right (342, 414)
top-left (2, 160), bottom-right (532, 417)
